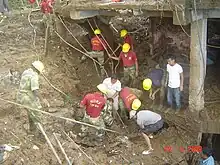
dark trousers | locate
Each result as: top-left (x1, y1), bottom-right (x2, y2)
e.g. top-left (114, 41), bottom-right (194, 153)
top-left (167, 87), bottom-right (181, 109)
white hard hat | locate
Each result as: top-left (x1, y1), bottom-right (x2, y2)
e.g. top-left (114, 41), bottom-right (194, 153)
top-left (32, 61), bottom-right (44, 73)
top-left (97, 83), bottom-right (108, 94)
top-left (129, 110), bottom-right (137, 119)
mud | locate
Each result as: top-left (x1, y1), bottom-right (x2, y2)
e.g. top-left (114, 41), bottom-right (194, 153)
top-left (1, 7), bottom-right (216, 165)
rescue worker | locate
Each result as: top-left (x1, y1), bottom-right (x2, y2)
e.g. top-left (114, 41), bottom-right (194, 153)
top-left (143, 64), bottom-right (167, 106)
top-left (97, 83), bottom-right (114, 126)
top-left (129, 110), bottom-right (164, 154)
top-left (40, 0), bottom-right (54, 14)
top-left (17, 61), bottom-right (49, 134)
top-left (101, 98), bottom-right (114, 127)
top-left (40, 0), bottom-right (54, 29)
top-left (102, 74), bottom-right (121, 111)
top-left (120, 29), bottom-right (134, 50)
top-left (110, 43), bottom-right (139, 86)
top-left (81, 29), bottom-right (107, 78)
top-left (79, 90), bottom-right (106, 139)
top-left (118, 87), bottom-right (141, 120)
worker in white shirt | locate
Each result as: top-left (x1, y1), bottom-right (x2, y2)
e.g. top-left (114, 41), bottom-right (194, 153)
top-left (166, 55), bottom-right (184, 111)
top-left (129, 110), bottom-right (164, 154)
top-left (102, 74), bottom-right (121, 111)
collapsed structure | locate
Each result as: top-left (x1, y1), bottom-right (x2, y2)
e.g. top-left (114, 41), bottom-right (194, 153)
top-left (52, 0), bottom-right (220, 141)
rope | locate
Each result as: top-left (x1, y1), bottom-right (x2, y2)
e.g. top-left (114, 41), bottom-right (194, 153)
top-left (57, 15), bottom-right (103, 78)
top-left (0, 97), bottom-right (121, 134)
top-left (28, 8), bottom-right (41, 60)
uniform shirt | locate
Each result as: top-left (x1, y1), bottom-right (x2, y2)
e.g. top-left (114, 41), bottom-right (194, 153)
top-left (148, 69), bottom-right (164, 87)
top-left (103, 77), bottom-right (121, 96)
top-left (91, 36), bottom-right (106, 51)
top-left (120, 87), bottom-right (137, 111)
top-left (40, 0), bottom-right (54, 14)
top-left (28, 0), bottom-right (36, 4)
top-left (136, 110), bottom-right (162, 129)
top-left (80, 92), bottom-right (106, 118)
top-left (199, 156), bottom-right (215, 165)
top-left (124, 35), bottom-right (133, 49)
top-left (119, 51), bottom-right (137, 67)
top-left (19, 68), bottom-right (39, 93)
top-left (167, 63), bottom-right (183, 88)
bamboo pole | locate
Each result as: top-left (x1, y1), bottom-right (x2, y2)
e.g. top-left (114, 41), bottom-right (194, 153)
top-left (53, 133), bottom-right (71, 165)
top-left (37, 123), bottom-right (62, 164)
top-left (63, 131), bottom-right (98, 165)
top-left (0, 98), bottom-right (121, 134)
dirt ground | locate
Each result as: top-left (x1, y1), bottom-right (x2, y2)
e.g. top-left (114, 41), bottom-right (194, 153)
top-left (0, 8), bottom-right (204, 165)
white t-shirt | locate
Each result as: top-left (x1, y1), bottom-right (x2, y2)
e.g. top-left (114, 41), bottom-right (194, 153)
top-left (103, 77), bottom-right (121, 97)
top-left (136, 110), bottom-right (162, 129)
top-left (167, 63), bottom-right (183, 88)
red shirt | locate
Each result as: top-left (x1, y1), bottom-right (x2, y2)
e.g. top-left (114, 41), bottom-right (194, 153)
top-left (119, 51), bottom-right (137, 67)
top-left (80, 92), bottom-right (106, 118)
top-left (28, 0), bottom-right (36, 4)
top-left (120, 87), bottom-right (137, 111)
top-left (91, 36), bottom-right (106, 51)
top-left (124, 35), bottom-right (133, 49)
top-left (40, 0), bottom-right (54, 14)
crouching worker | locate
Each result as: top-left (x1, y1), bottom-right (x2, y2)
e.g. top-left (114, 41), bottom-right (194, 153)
top-left (79, 91), bottom-right (106, 140)
top-left (143, 64), bottom-right (167, 106)
top-left (119, 87), bottom-right (141, 120)
top-left (129, 110), bottom-right (164, 154)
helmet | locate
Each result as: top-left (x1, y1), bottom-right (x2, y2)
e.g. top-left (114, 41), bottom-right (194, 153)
top-left (94, 29), bottom-right (101, 35)
top-left (97, 83), bottom-right (108, 94)
top-left (129, 110), bottom-right (137, 119)
top-left (120, 29), bottom-right (128, 37)
top-left (32, 61), bottom-right (44, 73)
top-left (143, 78), bottom-right (152, 91)
top-left (122, 43), bottom-right (130, 53)
top-left (131, 99), bottom-right (141, 110)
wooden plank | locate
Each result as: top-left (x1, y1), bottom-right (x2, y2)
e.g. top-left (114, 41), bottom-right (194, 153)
top-left (200, 120), bottom-right (220, 134)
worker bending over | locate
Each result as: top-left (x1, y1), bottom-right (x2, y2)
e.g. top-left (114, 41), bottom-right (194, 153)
top-left (110, 43), bottom-right (138, 86)
top-left (81, 29), bottom-right (107, 78)
top-left (102, 75), bottom-right (121, 111)
top-left (129, 110), bottom-right (164, 154)
top-left (118, 87), bottom-right (141, 120)
top-left (143, 64), bottom-right (167, 106)
top-left (17, 61), bottom-right (50, 135)
top-left (79, 91), bottom-right (106, 140)
top-left (120, 29), bottom-right (134, 50)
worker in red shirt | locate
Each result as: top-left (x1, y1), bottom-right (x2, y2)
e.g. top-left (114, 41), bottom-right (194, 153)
top-left (118, 87), bottom-right (141, 120)
top-left (40, 0), bottom-right (54, 14)
top-left (110, 43), bottom-right (139, 86)
top-left (79, 90), bottom-right (106, 139)
top-left (120, 29), bottom-right (134, 50)
top-left (81, 29), bottom-right (107, 78)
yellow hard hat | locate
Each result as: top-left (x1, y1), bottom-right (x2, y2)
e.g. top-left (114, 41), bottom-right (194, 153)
top-left (94, 29), bottom-right (101, 35)
top-left (129, 110), bottom-right (137, 119)
top-left (143, 78), bottom-right (152, 91)
top-left (122, 43), bottom-right (130, 53)
top-left (131, 99), bottom-right (141, 110)
top-left (120, 29), bottom-right (128, 37)
top-left (32, 61), bottom-right (44, 73)
top-left (97, 83), bottom-right (108, 94)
